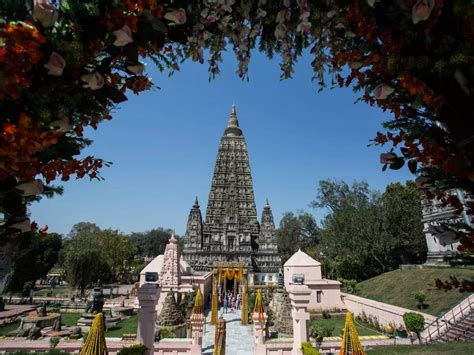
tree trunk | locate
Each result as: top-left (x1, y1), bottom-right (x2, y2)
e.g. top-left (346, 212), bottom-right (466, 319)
top-left (0, 238), bottom-right (20, 294)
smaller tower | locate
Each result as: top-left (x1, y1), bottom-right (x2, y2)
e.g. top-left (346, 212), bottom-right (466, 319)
top-left (184, 197), bottom-right (203, 252)
top-left (260, 199), bottom-right (278, 252)
top-left (159, 234), bottom-right (181, 287)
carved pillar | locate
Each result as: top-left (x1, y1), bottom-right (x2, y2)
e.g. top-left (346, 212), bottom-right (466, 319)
top-left (287, 284), bottom-right (311, 355)
top-left (137, 283), bottom-right (160, 355)
top-left (190, 313), bottom-right (204, 354)
top-left (253, 311), bottom-right (268, 355)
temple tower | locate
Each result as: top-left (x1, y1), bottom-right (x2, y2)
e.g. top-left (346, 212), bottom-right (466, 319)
top-left (182, 105), bottom-right (280, 284)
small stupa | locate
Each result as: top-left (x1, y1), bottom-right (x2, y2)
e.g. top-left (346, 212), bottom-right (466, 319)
top-left (156, 292), bottom-right (183, 327)
top-left (271, 272), bottom-right (293, 336)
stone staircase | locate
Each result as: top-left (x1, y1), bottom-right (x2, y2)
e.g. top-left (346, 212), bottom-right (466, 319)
top-left (422, 294), bottom-right (474, 343)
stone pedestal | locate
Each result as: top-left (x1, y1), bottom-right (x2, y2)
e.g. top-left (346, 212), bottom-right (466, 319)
top-left (287, 284), bottom-right (311, 355)
top-left (137, 283), bottom-right (160, 355)
top-left (253, 312), bottom-right (268, 355)
top-left (190, 313), bottom-right (204, 354)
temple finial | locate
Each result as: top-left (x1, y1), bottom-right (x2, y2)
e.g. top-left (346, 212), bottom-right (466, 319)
top-left (265, 198), bottom-right (270, 208)
top-left (194, 196), bottom-right (199, 207)
top-left (228, 103), bottom-right (239, 128)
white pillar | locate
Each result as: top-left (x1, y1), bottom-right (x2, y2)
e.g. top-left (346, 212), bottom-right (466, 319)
top-left (253, 312), bottom-right (268, 355)
top-left (137, 283), bottom-right (160, 355)
top-left (287, 284), bottom-right (311, 355)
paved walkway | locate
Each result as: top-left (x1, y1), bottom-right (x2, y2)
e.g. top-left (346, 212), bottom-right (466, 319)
top-left (202, 309), bottom-right (254, 355)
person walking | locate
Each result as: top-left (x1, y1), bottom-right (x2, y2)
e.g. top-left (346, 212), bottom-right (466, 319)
top-left (223, 294), bottom-right (228, 313)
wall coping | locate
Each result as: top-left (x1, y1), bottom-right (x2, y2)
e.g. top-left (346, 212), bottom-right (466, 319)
top-left (341, 292), bottom-right (436, 324)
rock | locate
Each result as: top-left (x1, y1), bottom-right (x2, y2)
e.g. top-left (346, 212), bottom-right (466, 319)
top-left (28, 326), bottom-right (42, 340)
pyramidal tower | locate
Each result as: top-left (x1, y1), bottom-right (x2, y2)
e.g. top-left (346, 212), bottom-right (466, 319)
top-left (182, 105), bottom-right (280, 284)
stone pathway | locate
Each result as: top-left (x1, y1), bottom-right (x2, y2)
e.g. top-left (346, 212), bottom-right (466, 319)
top-left (202, 309), bottom-right (254, 355)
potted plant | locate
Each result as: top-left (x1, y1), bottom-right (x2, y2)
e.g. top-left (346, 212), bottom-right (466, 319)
top-left (396, 324), bottom-right (407, 338)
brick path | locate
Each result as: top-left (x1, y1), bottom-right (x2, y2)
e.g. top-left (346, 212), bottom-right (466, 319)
top-left (202, 309), bottom-right (254, 355)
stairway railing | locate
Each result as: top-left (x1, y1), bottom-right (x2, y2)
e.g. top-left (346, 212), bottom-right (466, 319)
top-left (422, 294), bottom-right (474, 343)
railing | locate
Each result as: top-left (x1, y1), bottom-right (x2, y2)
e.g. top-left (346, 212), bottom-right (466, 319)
top-left (422, 294), bottom-right (474, 343)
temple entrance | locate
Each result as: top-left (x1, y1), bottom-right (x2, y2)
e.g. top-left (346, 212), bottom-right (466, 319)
top-left (202, 262), bottom-right (253, 355)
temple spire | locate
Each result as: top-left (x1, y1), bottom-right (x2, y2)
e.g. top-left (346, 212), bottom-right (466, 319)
top-left (193, 196), bottom-right (199, 208)
top-left (224, 104), bottom-right (242, 136)
top-left (228, 103), bottom-right (239, 128)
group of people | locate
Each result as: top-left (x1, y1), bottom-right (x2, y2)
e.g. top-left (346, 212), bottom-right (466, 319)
top-left (220, 291), bottom-right (241, 313)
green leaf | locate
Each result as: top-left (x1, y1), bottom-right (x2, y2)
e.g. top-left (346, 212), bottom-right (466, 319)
top-left (151, 18), bottom-right (167, 33)
top-left (389, 158), bottom-right (405, 170)
top-left (105, 87), bottom-right (128, 103)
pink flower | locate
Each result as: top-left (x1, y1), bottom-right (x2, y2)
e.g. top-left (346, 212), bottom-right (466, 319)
top-left (164, 8), bottom-right (187, 25)
top-left (380, 153), bottom-right (396, 164)
top-left (33, 0), bottom-right (58, 28)
top-left (113, 25), bottom-right (133, 47)
top-left (44, 52), bottom-right (66, 76)
top-left (9, 218), bottom-right (32, 233)
top-left (412, 0), bottom-right (435, 24)
top-left (127, 63), bottom-right (145, 75)
top-left (81, 72), bottom-right (105, 90)
top-left (374, 84), bottom-right (394, 100)
top-left (16, 180), bottom-right (43, 196)
top-left (50, 117), bottom-right (71, 132)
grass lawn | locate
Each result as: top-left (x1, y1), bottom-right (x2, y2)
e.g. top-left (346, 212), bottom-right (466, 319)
top-left (357, 268), bottom-right (474, 316)
top-left (34, 287), bottom-right (73, 297)
top-left (60, 312), bottom-right (81, 327)
top-left (0, 321), bottom-right (20, 336)
top-left (367, 341), bottom-right (474, 354)
top-left (105, 315), bottom-right (138, 337)
top-left (310, 316), bottom-right (382, 337)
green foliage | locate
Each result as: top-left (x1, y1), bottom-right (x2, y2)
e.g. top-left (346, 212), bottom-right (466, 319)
top-left (62, 222), bottom-right (136, 293)
top-left (414, 291), bottom-right (427, 309)
top-left (5, 232), bottom-right (62, 294)
top-left (309, 180), bottom-right (426, 281)
top-left (403, 312), bottom-right (425, 339)
top-left (277, 211), bottom-right (319, 263)
top-left (309, 322), bottom-right (334, 345)
top-left (301, 341), bottom-right (320, 355)
top-left (128, 228), bottom-right (174, 257)
top-left (321, 310), bottom-right (331, 319)
top-left (117, 344), bottom-right (147, 355)
top-left (338, 279), bottom-right (359, 294)
top-left (49, 336), bottom-right (60, 349)
top-left (159, 327), bottom-right (175, 339)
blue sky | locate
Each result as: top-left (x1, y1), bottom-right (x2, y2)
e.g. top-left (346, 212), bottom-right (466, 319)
top-left (30, 50), bottom-right (412, 236)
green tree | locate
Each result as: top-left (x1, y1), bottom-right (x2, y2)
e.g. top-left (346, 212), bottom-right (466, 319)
top-left (311, 179), bottom-right (426, 281)
top-left (403, 312), bottom-right (425, 343)
top-left (276, 211), bottom-right (319, 263)
top-left (62, 223), bottom-right (136, 293)
top-left (129, 228), bottom-right (174, 257)
top-left (5, 232), bottom-right (62, 295)
top-left (63, 232), bottom-right (106, 295)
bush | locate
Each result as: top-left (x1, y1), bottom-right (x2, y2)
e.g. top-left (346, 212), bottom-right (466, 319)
top-left (117, 344), bottom-right (147, 355)
top-left (301, 341), bottom-right (320, 355)
top-left (309, 323), bottom-right (334, 345)
top-left (403, 312), bottom-right (425, 343)
top-left (159, 327), bottom-right (175, 339)
top-left (321, 310), bottom-right (331, 319)
top-left (414, 291), bottom-right (427, 309)
top-left (49, 336), bottom-right (60, 349)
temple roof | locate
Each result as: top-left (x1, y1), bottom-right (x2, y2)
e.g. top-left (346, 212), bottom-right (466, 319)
top-left (284, 249), bottom-right (321, 267)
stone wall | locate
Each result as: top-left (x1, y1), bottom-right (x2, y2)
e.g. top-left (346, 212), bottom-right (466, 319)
top-left (0, 339), bottom-right (196, 354)
top-left (341, 292), bottom-right (435, 328)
